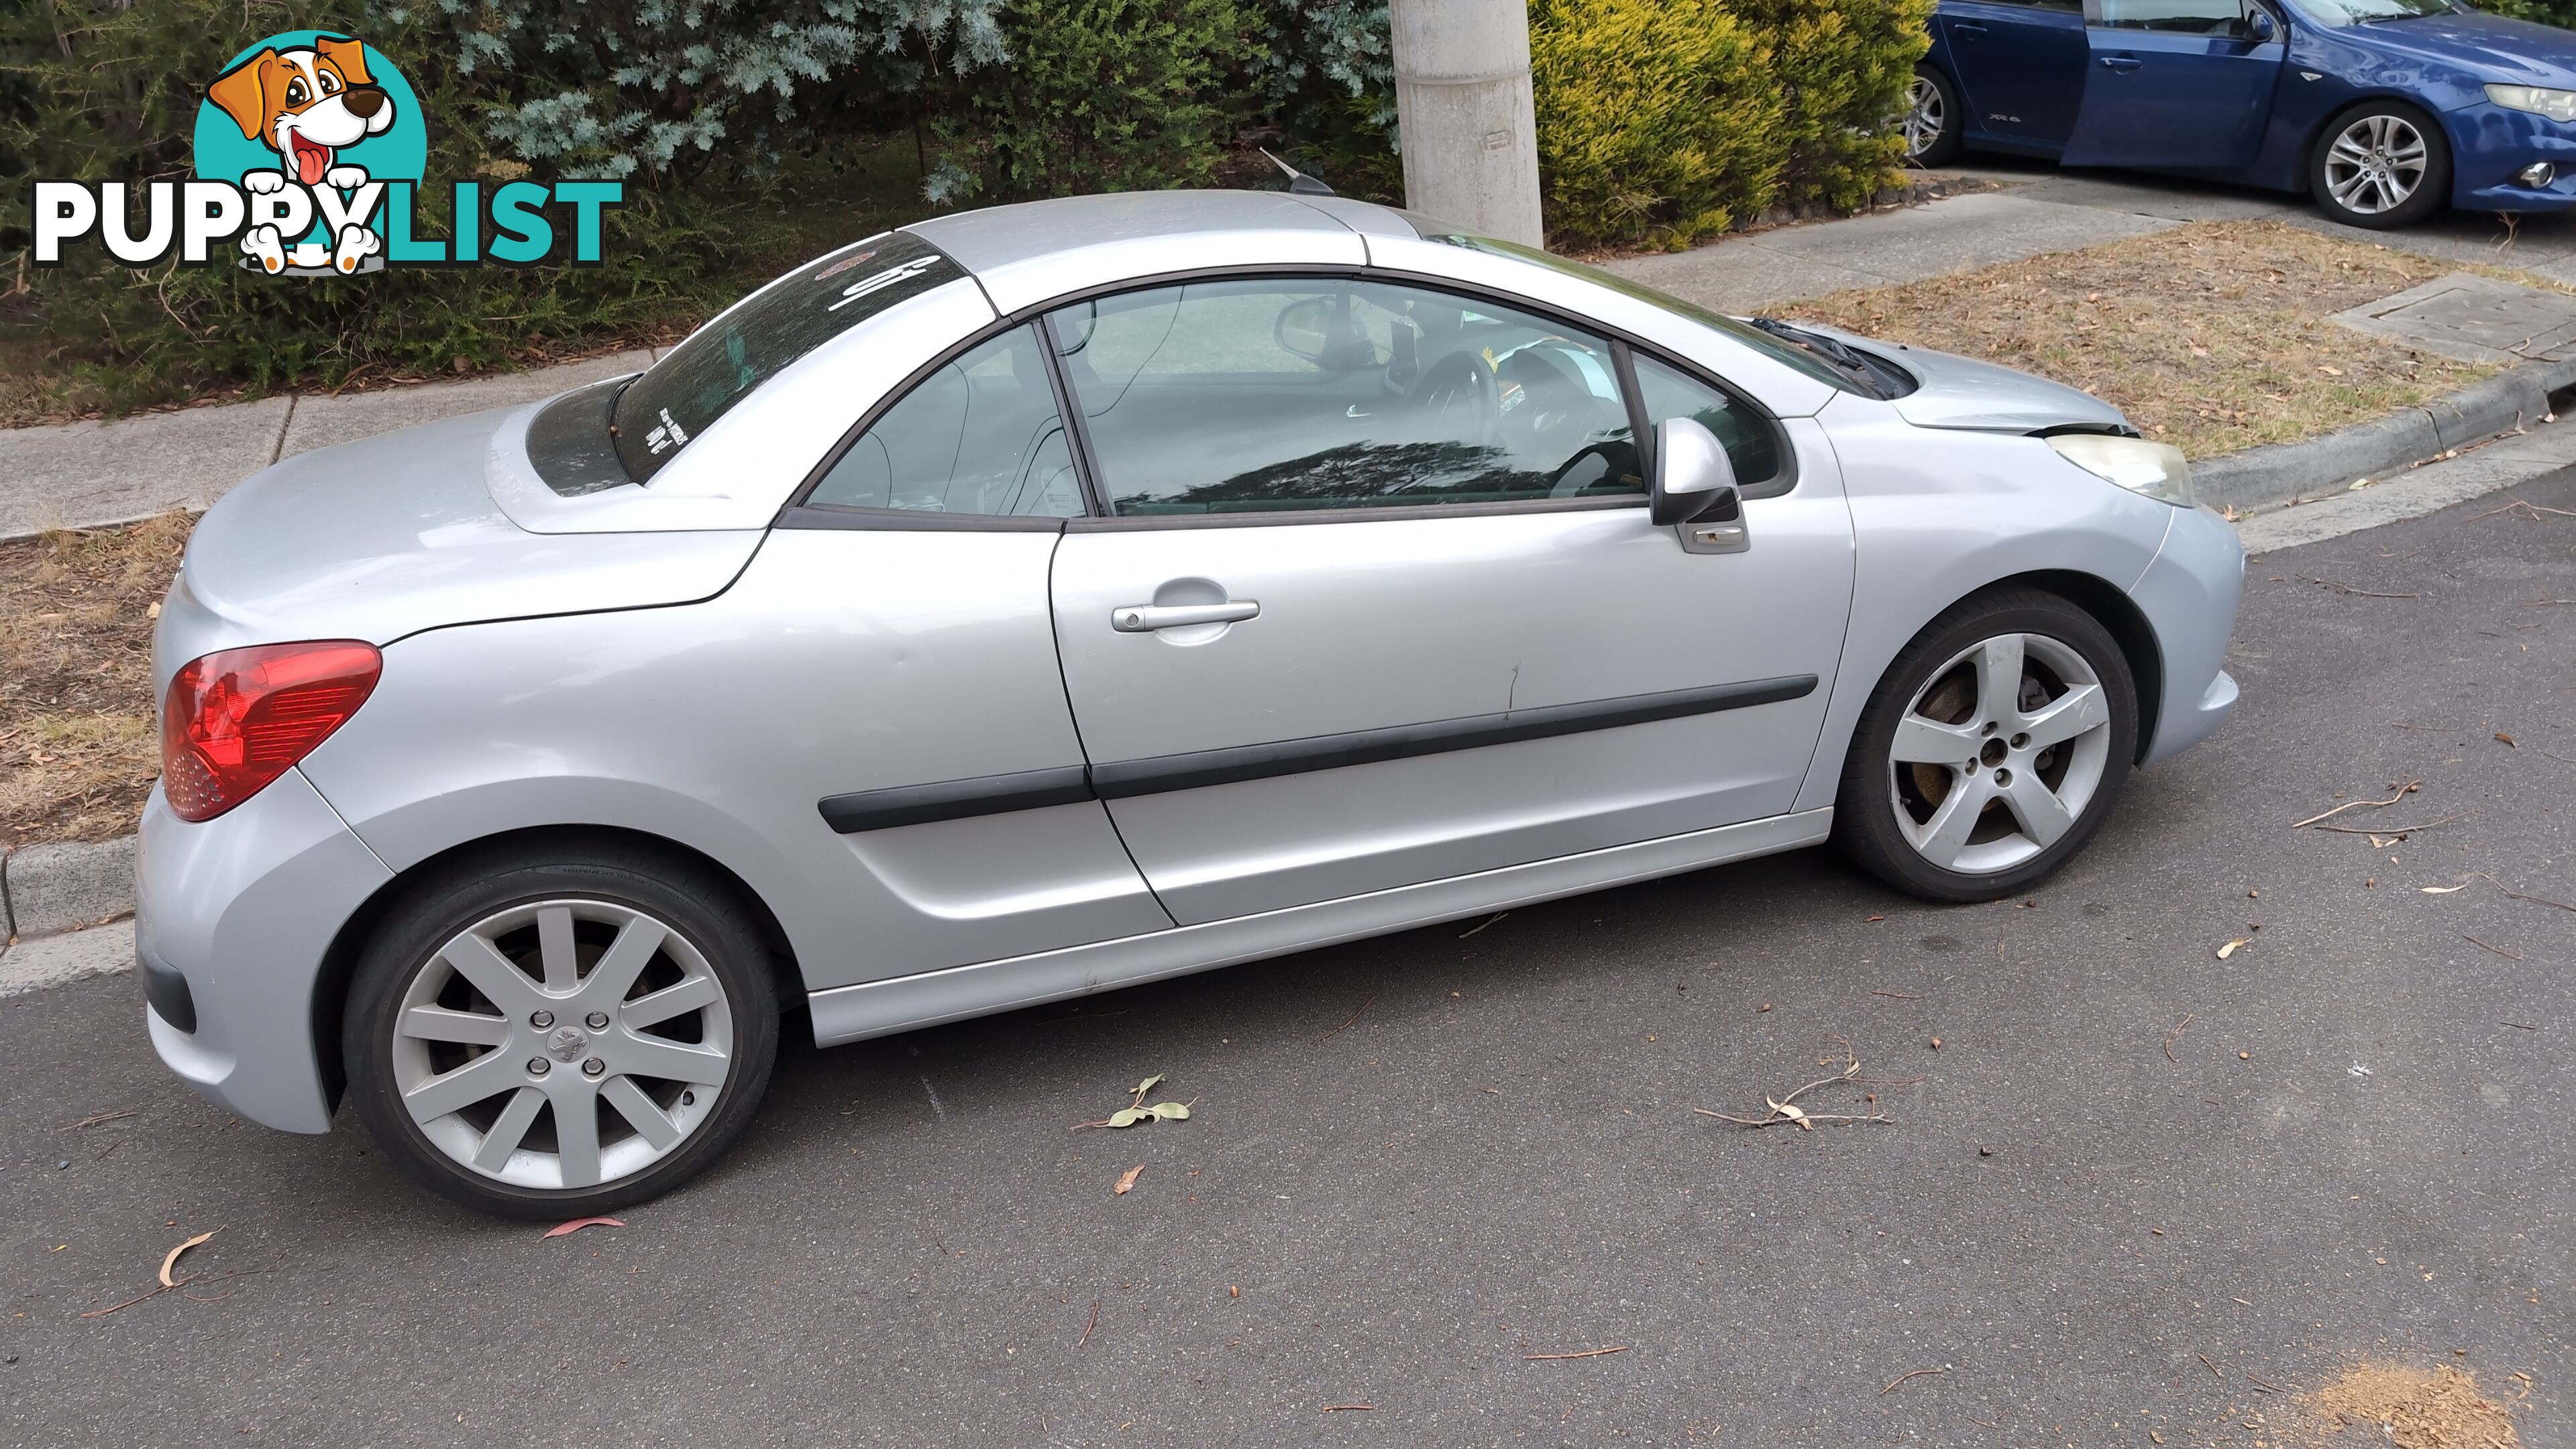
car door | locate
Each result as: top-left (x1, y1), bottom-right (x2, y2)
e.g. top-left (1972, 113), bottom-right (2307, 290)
top-left (1938, 0), bottom-right (2091, 151)
top-left (1042, 276), bottom-right (1856, 926)
top-left (2060, 0), bottom-right (2286, 170)
top-left (759, 320), bottom-right (1175, 977)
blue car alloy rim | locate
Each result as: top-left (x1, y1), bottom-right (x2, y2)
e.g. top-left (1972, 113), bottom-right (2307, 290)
top-left (2322, 113), bottom-right (2429, 217)
top-left (1903, 76), bottom-right (1945, 161)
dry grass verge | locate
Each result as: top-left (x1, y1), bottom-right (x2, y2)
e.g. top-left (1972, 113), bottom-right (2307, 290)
top-left (1781, 219), bottom-right (2528, 460)
top-left (1, 513), bottom-right (191, 847)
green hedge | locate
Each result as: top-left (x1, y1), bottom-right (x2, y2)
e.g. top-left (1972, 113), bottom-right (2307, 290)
top-left (1533, 0), bottom-right (1929, 250)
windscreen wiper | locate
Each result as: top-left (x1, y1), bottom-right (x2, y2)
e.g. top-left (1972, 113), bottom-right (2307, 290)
top-left (1748, 315), bottom-right (1886, 390)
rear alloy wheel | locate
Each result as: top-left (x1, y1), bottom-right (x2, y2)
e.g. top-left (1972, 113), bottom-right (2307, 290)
top-left (1904, 66), bottom-right (1965, 167)
top-left (347, 847), bottom-right (779, 1218)
top-left (1835, 590), bottom-right (2138, 903)
top-left (2312, 102), bottom-right (2449, 229)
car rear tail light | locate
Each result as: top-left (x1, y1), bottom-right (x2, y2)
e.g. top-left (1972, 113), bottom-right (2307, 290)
top-left (161, 641), bottom-right (381, 822)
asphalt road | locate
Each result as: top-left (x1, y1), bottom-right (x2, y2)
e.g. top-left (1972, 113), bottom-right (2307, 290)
top-left (4, 473), bottom-right (2571, 1448)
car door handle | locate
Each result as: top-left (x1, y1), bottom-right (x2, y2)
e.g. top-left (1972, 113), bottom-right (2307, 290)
top-left (2100, 54), bottom-right (2142, 71)
top-left (1951, 19), bottom-right (1988, 34)
top-left (1112, 600), bottom-right (1260, 632)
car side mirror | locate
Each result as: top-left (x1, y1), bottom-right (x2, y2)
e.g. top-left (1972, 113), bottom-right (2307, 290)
top-left (2247, 9), bottom-right (2277, 41)
top-left (1275, 297), bottom-right (1378, 370)
top-left (1650, 416), bottom-right (1740, 526)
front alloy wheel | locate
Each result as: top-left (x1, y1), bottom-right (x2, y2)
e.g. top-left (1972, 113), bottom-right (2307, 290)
top-left (2312, 103), bottom-right (2448, 229)
top-left (1835, 588), bottom-right (2139, 902)
top-left (347, 847), bottom-right (779, 1218)
top-left (1888, 633), bottom-right (2112, 875)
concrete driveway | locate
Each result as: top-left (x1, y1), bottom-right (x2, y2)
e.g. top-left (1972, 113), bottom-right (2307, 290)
top-left (1970, 154), bottom-right (2576, 286)
top-left (1609, 155), bottom-right (2576, 318)
top-left (3, 473), bottom-right (2571, 1446)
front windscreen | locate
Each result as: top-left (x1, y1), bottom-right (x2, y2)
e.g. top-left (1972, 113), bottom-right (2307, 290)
top-left (609, 231), bottom-right (964, 482)
top-left (1409, 225), bottom-right (1866, 394)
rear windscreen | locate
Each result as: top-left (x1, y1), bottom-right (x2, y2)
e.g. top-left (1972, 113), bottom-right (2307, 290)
top-left (610, 231), bottom-right (964, 483)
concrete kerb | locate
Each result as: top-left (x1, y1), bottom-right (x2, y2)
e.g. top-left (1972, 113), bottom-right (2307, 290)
top-left (2193, 355), bottom-right (2576, 515)
top-left (1, 837), bottom-right (136, 942)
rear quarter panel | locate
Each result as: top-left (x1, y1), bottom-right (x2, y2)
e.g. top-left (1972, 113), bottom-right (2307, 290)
top-left (292, 528), bottom-right (1173, 995)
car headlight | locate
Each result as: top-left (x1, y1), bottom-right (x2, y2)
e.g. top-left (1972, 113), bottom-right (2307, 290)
top-left (2047, 433), bottom-right (2195, 507)
top-left (2487, 83), bottom-right (2576, 123)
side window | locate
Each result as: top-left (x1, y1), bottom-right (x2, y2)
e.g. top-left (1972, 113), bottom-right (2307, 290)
top-left (2095, 0), bottom-right (2259, 34)
top-left (1045, 278), bottom-right (1644, 516)
top-left (1631, 354), bottom-right (1783, 490)
top-left (809, 325), bottom-right (1085, 517)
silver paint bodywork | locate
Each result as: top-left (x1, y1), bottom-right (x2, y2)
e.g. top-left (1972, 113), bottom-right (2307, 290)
top-left (1048, 422), bottom-right (1853, 924)
top-left (1790, 322), bottom-right (2133, 437)
top-left (140, 189), bottom-right (2243, 1134)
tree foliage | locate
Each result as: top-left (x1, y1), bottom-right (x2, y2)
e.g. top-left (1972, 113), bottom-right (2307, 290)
top-left (928, 0), bottom-right (1256, 201)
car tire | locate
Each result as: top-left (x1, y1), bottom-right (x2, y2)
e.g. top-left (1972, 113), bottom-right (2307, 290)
top-left (1904, 65), bottom-right (1966, 167)
top-left (344, 841), bottom-right (781, 1219)
top-left (2309, 99), bottom-right (2450, 230)
top-left (1833, 588), bottom-right (2139, 904)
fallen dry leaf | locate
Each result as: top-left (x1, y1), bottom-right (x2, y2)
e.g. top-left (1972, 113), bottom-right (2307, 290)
top-left (2421, 884), bottom-right (2467, 894)
top-left (159, 1227), bottom-right (221, 1288)
top-left (2496, 732), bottom-right (2516, 747)
top-left (1113, 1164), bottom-right (1145, 1195)
top-left (2217, 938), bottom-right (2251, 960)
top-left (541, 1216), bottom-right (625, 1239)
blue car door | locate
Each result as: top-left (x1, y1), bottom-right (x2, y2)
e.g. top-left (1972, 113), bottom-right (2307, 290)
top-left (2061, 0), bottom-right (2287, 170)
top-left (1937, 0), bottom-right (2090, 151)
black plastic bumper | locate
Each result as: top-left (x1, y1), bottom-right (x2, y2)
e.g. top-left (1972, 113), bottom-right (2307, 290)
top-left (140, 947), bottom-right (197, 1034)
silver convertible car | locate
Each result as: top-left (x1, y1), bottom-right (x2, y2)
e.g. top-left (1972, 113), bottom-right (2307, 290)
top-left (140, 191), bottom-right (2241, 1216)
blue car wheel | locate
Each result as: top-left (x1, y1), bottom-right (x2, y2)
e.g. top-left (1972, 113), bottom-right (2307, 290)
top-left (1905, 65), bottom-right (1964, 168)
top-left (2311, 99), bottom-right (2451, 230)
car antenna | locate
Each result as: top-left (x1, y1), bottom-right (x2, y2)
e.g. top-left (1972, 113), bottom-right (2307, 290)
top-left (1260, 148), bottom-right (1336, 197)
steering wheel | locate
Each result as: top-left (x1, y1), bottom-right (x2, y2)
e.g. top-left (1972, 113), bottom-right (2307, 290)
top-left (1406, 348), bottom-right (1501, 450)
top-left (1498, 347), bottom-right (1604, 469)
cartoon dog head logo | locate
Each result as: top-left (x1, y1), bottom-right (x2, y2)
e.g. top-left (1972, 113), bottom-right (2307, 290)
top-left (208, 36), bottom-right (396, 189)
top-left (193, 32), bottom-right (426, 275)
top-left (32, 36), bottom-right (618, 274)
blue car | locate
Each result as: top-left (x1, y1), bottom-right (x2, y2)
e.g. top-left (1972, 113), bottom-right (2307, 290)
top-left (1908, 0), bottom-right (2576, 227)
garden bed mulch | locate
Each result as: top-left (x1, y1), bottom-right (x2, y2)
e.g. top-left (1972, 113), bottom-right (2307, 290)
top-left (1, 513), bottom-right (188, 849)
top-left (1773, 218), bottom-right (2526, 462)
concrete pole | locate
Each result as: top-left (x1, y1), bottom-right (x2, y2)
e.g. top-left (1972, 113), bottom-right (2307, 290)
top-left (1388, 0), bottom-right (1545, 248)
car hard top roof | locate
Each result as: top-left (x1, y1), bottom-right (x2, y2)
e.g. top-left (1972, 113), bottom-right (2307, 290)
top-left (900, 189), bottom-right (1420, 276)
